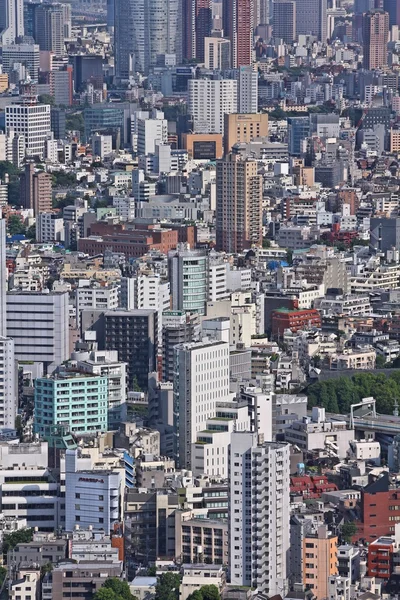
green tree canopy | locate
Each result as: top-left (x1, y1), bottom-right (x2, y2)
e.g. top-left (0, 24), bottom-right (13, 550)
top-left (38, 94), bottom-right (55, 106)
top-left (8, 215), bottom-right (26, 235)
top-left (341, 521), bottom-right (357, 543)
top-left (155, 573), bottom-right (181, 600)
top-left (3, 528), bottom-right (33, 556)
top-left (187, 585), bottom-right (221, 600)
top-left (93, 577), bottom-right (137, 600)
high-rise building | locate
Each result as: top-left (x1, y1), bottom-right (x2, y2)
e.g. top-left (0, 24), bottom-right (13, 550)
top-left (0, 338), bottom-right (16, 429)
top-left (168, 247), bottom-right (208, 315)
top-left (228, 433), bottom-right (290, 597)
top-left (362, 10), bottom-right (389, 70)
top-left (19, 163), bottom-right (52, 215)
top-left (103, 309), bottom-right (158, 391)
top-left (173, 340), bottom-right (230, 468)
top-left (188, 79), bottom-right (238, 134)
top-left (204, 36), bottom-right (231, 69)
top-left (6, 291), bottom-right (69, 373)
top-left (35, 4), bottom-right (65, 56)
top-left (303, 526), bottom-right (338, 598)
top-left (224, 112), bottom-right (269, 152)
top-left (273, 0), bottom-right (296, 43)
top-left (0, 0), bottom-right (24, 44)
top-left (384, 0), bottom-right (400, 27)
top-left (5, 103), bottom-right (51, 159)
top-left (183, 0), bottom-right (212, 61)
top-left (115, 0), bottom-right (182, 78)
top-left (295, 0), bottom-right (327, 41)
top-left (216, 154), bottom-right (263, 253)
top-left (162, 311), bottom-right (197, 382)
top-left (2, 43), bottom-right (40, 81)
top-left (34, 372), bottom-right (109, 436)
top-left (223, 0), bottom-right (254, 67)
top-left (137, 113), bottom-right (168, 156)
top-left (288, 116), bottom-right (310, 156)
top-left (0, 217), bottom-right (6, 339)
top-left (239, 65), bottom-right (258, 113)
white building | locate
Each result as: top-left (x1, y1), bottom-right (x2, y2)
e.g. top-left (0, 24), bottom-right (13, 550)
top-left (112, 196), bottom-right (135, 221)
top-left (174, 340), bottom-right (230, 468)
top-left (10, 570), bottom-right (40, 600)
top-left (239, 66), bottom-right (258, 113)
top-left (137, 113), bottom-right (168, 156)
top-left (65, 449), bottom-right (123, 534)
top-left (5, 103), bottom-right (51, 158)
top-left (328, 575), bottom-right (351, 600)
top-left (204, 37), bottom-right (231, 70)
top-left (36, 213), bottom-right (64, 243)
top-left (229, 432), bottom-right (290, 597)
top-left (92, 134), bottom-right (113, 158)
top-left (188, 79), bottom-right (238, 135)
top-left (0, 337), bottom-right (17, 430)
top-left (74, 349), bottom-right (127, 428)
top-left (2, 43), bottom-right (39, 80)
top-left (6, 291), bottom-right (69, 373)
top-left (75, 281), bottom-right (119, 327)
top-left (0, 0), bottom-right (24, 44)
top-left (208, 257), bottom-right (229, 302)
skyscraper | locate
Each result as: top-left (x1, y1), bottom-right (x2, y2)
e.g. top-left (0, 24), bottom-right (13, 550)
top-left (228, 433), bottom-right (290, 596)
top-left (35, 4), bottom-right (65, 56)
top-left (115, 0), bottom-right (182, 78)
top-left (223, 0), bottom-right (254, 67)
top-left (362, 10), bottom-right (389, 70)
top-left (216, 154), bottom-right (263, 253)
top-left (173, 340), bottom-right (230, 468)
top-left (0, 0), bottom-right (24, 44)
top-left (188, 78), bottom-right (238, 134)
top-left (168, 247), bottom-right (208, 315)
top-left (273, 0), bottom-right (296, 43)
top-left (239, 65), bottom-right (258, 113)
top-left (295, 0), bottom-right (327, 41)
top-left (0, 216), bottom-right (6, 338)
top-left (183, 0), bottom-right (212, 62)
top-left (384, 0), bottom-right (400, 27)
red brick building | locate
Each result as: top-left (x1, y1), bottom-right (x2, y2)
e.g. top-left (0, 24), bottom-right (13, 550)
top-left (361, 472), bottom-right (400, 543)
top-left (368, 536), bottom-right (395, 579)
top-left (78, 228), bottom-right (179, 259)
top-left (271, 308), bottom-right (321, 338)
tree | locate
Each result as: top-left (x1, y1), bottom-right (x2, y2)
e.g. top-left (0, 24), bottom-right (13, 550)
top-left (262, 237), bottom-right (271, 248)
top-left (187, 585), bottom-right (221, 600)
top-left (341, 521), bottom-right (357, 543)
top-left (26, 224), bottom-right (36, 241)
top-left (8, 215), bottom-right (26, 235)
top-left (3, 528), bottom-right (33, 556)
top-left (147, 566), bottom-right (157, 576)
top-left (375, 354), bottom-right (386, 369)
top-left (52, 171), bottom-right (76, 188)
top-left (93, 577), bottom-right (138, 600)
top-left (155, 573), bottom-right (181, 600)
top-left (66, 111), bottom-right (84, 134)
top-left (38, 94), bottom-right (55, 106)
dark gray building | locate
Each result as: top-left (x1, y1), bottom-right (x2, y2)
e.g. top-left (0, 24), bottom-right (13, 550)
top-left (103, 309), bottom-right (157, 391)
top-left (370, 217), bottom-right (400, 254)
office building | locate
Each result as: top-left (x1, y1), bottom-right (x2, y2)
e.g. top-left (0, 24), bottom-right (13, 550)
top-left (204, 36), bottom-right (231, 69)
top-left (49, 65), bottom-right (73, 106)
top-left (303, 526), bottom-right (338, 599)
top-left (384, 0), bottom-right (400, 27)
top-left (288, 116), bottom-right (310, 156)
top-left (36, 213), bottom-right (64, 243)
top-left (34, 372), bottom-right (109, 436)
top-left (92, 134), bottom-right (113, 159)
top-left (44, 561), bottom-right (123, 600)
top-left (229, 433), bottom-right (290, 597)
top-left (239, 65), bottom-right (258, 113)
top-left (19, 163), bottom-right (52, 215)
top-left (65, 449), bottom-right (123, 533)
top-left (224, 112), bottom-right (268, 153)
top-left (162, 311), bottom-right (197, 382)
top-left (188, 78), bottom-right (238, 135)
top-left (6, 291), bottom-right (69, 373)
top-left (176, 511), bottom-right (228, 564)
top-left (295, 0), bottom-right (327, 41)
top-left (183, 0), bottom-right (212, 61)
top-left (0, 337), bottom-right (16, 430)
top-left (168, 247), bottom-right (208, 315)
top-left (0, 0), bottom-right (24, 44)
top-left (362, 11), bottom-right (389, 70)
top-left (137, 113), bottom-right (168, 156)
top-left (1, 43), bottom-right (39, 80)
top-left (115, 0), bottom-right (182, 78)
top-left (34, 3), bottom-right (65, 55)
top-left (103, 309), bottom-right (157, 391)
top-left (5, 103), bottom-right (51, 159)
top-left (370, 217), bottom-right (400, 254)
top-left (173, 340), bottom-right (230, 468)
top-left (0, 217), bottom-right (6, 338)
top-left (75, 350), bottom-right (127, 428)
top-left (224, 0), bottom-right (253, 66)
top-left (216, 153), bottom-right (263, 253)
top-left (273, 1), bottom-right (296, 43)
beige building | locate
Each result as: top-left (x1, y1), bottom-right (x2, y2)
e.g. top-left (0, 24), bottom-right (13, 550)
top-left (391, 129), bottom-right (400, 153)
top-left (175, 509), bottom-right (228, 564)
top-left (216, 153), bottom-right (263, 253)
top-left (204, 37), bottom-right (231, 70)
top-left (303, 525), bottom-right (338, 599)
top-left (224, 113), bottom-right (269, 153)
